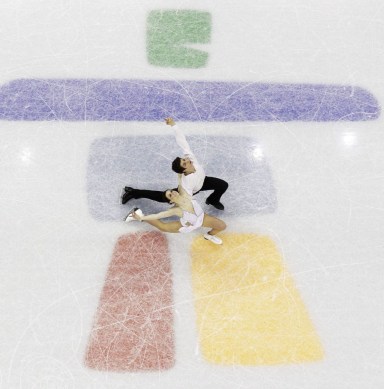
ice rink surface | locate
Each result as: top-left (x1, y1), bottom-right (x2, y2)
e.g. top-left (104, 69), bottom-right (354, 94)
top-left (1, 1), bottom-right (384, 388)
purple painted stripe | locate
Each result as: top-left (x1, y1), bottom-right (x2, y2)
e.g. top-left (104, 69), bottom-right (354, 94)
top-left (0, 79), bottom-right (379, 122)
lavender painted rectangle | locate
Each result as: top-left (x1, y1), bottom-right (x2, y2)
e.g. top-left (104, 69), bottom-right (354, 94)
top-left (87, 135), bottom-right (277, 220)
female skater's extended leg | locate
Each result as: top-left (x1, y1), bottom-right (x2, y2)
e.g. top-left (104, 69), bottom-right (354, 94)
top-left (202, 214), bottom-right (226, 236)
top-left (143, 219), bottom-right (182, 233)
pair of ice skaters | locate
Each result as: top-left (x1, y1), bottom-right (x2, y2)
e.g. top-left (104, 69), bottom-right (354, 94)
top-left (122, 117), bottom-right (227, 245)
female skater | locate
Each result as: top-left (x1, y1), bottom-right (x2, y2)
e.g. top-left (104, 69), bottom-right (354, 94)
top-left (125, 175), bottom-right (226, 244)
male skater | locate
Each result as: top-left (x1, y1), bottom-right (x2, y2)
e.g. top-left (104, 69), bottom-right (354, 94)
top-left (122, 117), bottom-right (228, 210)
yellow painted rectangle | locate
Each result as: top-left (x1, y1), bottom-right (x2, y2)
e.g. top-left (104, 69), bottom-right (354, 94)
top-left (191, 233), bottom-right (323, 365)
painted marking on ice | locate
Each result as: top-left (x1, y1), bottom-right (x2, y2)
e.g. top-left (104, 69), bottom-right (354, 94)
top-left (147, 10), bottom-right (211, 68)
top-left (191, 233), bottom-right (324, 365)
top-left (84, 232), bottom-right (175, 371)
top-left (86, 135), bottom-right (277, 220)
top-left (0, 79), bottom-right (379, 121)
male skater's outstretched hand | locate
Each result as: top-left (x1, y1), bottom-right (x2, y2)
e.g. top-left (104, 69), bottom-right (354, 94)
top-left (165, 117), bottom-right (176, 126)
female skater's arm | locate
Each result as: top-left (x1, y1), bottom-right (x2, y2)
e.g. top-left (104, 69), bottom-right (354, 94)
top-left (177, 174), bottom-right (191, 199)
top-left (133, 207), bottom-right (182, 221)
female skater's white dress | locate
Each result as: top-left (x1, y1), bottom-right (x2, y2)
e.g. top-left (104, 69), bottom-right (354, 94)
top-left (178, 200), bottom-right (205, 233)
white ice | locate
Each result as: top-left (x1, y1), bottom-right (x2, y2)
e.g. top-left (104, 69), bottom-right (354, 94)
top-left (1, 1), bottom-right (384, 388)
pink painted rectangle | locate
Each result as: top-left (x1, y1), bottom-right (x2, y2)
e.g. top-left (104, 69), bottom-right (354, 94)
top-left (85, 231), bottom-right (175, 371)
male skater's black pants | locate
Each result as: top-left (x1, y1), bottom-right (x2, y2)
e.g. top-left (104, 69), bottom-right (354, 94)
top-left (130, 176), bottom-right (228, 203)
